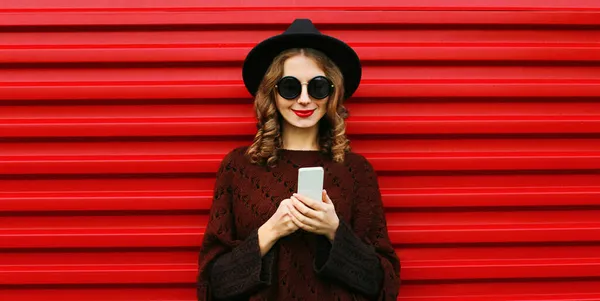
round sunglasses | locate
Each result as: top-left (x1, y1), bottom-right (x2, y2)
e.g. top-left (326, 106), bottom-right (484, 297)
top-left (275, 76), bottom-right (334, 100)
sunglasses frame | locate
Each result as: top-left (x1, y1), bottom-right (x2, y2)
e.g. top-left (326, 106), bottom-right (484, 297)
top-left (275, 76), bottom-right (334, 100)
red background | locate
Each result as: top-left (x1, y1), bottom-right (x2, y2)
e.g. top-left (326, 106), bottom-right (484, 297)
top-left (1, 1), bottom-right (600, 300)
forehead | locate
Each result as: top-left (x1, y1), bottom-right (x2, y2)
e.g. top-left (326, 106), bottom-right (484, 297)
top-left (282, 55), bottom-right (325, 80)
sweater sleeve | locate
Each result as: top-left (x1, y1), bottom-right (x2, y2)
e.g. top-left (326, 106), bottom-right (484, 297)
top-left (314, 155), bottom-right (401, 300)
top-left (197, 148), bottom-right (276, 300)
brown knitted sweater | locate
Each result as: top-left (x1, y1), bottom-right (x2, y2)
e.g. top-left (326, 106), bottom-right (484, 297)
top-left (197, 146), bottom-right (401, 300)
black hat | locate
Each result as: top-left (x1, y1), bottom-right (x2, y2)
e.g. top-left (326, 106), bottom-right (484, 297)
top-left (242, 19), bottom-right (362, 100)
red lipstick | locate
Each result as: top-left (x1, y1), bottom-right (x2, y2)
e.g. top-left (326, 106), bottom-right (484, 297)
top-left (293, 109), bottom-right (315, 118)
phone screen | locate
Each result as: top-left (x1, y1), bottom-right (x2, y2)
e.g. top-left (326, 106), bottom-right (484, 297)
top-left (297, 167), bottom-right (324, 202)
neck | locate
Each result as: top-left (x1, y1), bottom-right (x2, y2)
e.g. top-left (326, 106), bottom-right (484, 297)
top-left (281, 122), bottom-right (320, 151)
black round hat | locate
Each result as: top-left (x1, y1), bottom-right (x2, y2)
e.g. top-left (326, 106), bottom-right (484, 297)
top-left (242, 18), bottom-right (362, 100)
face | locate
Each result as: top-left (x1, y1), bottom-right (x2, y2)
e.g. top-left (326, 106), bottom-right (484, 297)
top-left (275, 55), bottom-right (329, 130)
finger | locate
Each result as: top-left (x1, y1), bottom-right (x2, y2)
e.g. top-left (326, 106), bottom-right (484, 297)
top-left (289, 208), bottom-right (317, 232)
top-left (288, 202), bottom-right (309, 223)
top-left (293, 193), bottom-right (324, 211)
top-left (292, 196), bottom-right (319, 218)
top-left (282, 199), bottom-right (295, 212)
top-left (285, 215), bottom-right (300, 231)
top-left (280, 198), bottom-right (292, 207)
top-left (288, 212), bottom-right (304, 229)
top-left (322, 190), bottom-right (332, 204)
top-left (289, 203), bottom-right (322, 228)
top-left (284, 205), bottom-right (300, 228)
top-left (286, 203), bottom-right (296, 215)
top-left (288, 211), bottom-right (305, 229)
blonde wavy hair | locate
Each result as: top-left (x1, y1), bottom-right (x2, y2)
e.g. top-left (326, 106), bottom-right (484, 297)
top-left (246, 48), bottom-right (351, 167)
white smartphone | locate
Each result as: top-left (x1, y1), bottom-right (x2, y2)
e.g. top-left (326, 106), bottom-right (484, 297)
top-left (297, 167), bottom-right (325, 202)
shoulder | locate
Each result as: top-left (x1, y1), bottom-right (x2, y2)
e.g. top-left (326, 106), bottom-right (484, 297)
top-left (343, 152), bottom-right (381, 191)
top-left (219, 145), bottom-right (251, 169)
top-left (226, 145), bottom-right (250, 160)
top-left (344, 151), bottom-right (368, 163)
top-left (343, 151), bottom-right (375, 173)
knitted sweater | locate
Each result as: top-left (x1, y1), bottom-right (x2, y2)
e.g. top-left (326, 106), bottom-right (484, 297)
top-left (197, 146), bottom-right (401, 300)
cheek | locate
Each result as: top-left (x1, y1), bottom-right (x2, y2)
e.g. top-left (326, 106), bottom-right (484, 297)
top-left (275, 96), bottom-right (289, 111)
top-left (319, 100), bottom-right (329, 115)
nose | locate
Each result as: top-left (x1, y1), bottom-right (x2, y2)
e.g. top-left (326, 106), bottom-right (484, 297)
top-left (297, 84), bottom-right (311, 105)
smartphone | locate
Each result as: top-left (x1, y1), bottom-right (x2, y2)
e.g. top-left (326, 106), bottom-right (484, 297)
top-left (297, 167), bottom-right (325, 202)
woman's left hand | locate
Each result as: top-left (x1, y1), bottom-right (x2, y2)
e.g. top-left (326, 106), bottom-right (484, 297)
top-left (288, 190), bottom-right (340, 241)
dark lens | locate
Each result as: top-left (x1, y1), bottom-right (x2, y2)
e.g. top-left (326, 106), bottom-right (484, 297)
top-left (276, 77), bottom-right (301, 100)
top-left (308, 76), bottom-right (332, 99)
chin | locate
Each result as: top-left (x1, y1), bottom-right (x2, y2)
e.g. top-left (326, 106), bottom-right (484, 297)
top-left (290, 120), bottom-right (319, 129)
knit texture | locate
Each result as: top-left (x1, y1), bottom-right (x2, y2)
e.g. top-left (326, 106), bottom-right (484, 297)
top-left (197, 146), bottom-right (400, 300)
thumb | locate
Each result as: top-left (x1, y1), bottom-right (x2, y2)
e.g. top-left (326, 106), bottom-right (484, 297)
top-left (322, 190), bottom-right (332, 204)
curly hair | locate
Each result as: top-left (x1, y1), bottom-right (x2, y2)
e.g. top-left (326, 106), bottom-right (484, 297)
top-left (246, 48), bottom-right (351, 167)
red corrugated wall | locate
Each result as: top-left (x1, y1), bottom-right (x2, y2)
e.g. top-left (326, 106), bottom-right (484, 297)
top-left (1, 1), bottom-right (600, 300)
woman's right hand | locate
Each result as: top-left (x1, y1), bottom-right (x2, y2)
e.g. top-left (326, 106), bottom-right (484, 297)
top-left (258, 198), bottom-right (299, 256)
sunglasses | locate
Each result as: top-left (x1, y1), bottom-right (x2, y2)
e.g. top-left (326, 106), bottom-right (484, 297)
top-left (275, 76), bottom-right (334, 100)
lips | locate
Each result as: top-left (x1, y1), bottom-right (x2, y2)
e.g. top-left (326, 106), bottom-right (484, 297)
top-left (292, 109), bottom-right (315, 118)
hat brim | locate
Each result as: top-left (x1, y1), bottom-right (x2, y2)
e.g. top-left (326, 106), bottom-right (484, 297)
top-left (242, 33), bottom-right (361, 100)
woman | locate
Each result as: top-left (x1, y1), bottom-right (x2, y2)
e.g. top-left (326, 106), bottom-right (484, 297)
top-left (197, 19), bottom-right (401, 300)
